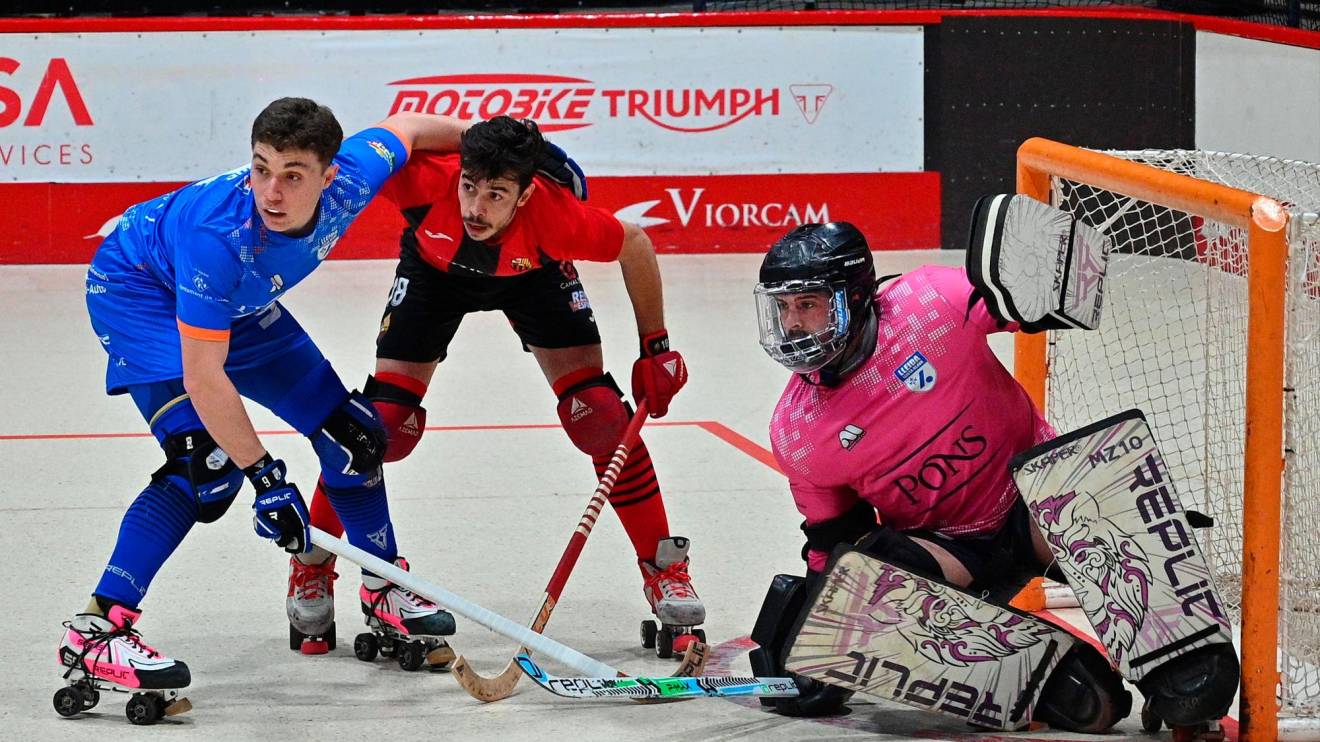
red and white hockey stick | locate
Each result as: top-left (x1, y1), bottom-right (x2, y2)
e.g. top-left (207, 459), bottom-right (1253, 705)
top-left (451, 401), bottom-right (704, 701)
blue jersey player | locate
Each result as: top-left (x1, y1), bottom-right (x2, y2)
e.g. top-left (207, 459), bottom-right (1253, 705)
top-left (54, 98), bottom-right (470, 723)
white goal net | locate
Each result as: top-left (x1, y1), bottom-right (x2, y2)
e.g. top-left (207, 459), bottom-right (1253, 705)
top-left (1036, 149), bottom-right (1320, 729)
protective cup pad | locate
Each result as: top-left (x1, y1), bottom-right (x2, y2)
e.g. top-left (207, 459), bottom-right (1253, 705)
top-left (1011, 409), bottom-right (1233, 683)
top-left (966, 193), bottom-right (1110, 332)
top-left (556, 376), bottom-right (629, 457)
top-left (785, 548), bottom-right (1075, 731)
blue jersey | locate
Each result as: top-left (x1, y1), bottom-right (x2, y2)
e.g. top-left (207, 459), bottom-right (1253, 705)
top-left (86, 127), bottom-right (408, 394)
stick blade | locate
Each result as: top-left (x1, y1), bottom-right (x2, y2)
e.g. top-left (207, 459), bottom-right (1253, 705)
top-left (453, 653), bottom-right (524, 702)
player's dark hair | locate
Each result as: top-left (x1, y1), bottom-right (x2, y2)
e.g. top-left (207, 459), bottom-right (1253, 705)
top-left (250, 97), bottom-right (343, 169)
top-left (459, 116), bottom-right (544, 191)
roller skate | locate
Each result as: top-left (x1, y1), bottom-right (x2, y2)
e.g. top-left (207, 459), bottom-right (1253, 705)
top-left (54, 605), bottom-right (191, 725)
top-left (355, 556), bottom-right (457, 672)
top-left (288, 553), bottom-right (338, 655)
top-left (1136, 644), bottom-right (1239, 742)
top-left (639, 536), bottom-right (706, 659)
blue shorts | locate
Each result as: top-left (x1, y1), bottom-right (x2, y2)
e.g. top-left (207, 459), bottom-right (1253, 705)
top-left (126, 332), bottom-right (349, 443)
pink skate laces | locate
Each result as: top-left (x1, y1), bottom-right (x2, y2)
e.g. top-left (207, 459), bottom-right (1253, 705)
top-left (646, 560), bottom-right (696, 600)
top-left (291, 559), bottom-right (338, 601)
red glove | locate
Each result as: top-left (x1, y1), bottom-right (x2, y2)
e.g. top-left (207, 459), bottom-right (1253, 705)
top-left (631, 330), bottom-right (688, 418)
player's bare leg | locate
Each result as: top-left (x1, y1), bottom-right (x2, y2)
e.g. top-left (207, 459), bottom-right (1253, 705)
top-left (533, 344), bottom-right (705, 657)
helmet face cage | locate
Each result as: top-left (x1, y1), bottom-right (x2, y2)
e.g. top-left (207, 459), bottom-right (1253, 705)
top-left (755, 279), bottom-right (852, 374)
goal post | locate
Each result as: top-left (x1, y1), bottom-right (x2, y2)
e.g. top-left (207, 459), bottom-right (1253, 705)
top-left (1011, 137), bottom-right (1320, 741)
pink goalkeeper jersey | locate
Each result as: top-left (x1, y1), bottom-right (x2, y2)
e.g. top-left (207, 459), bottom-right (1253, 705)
top-left (770, 265), bottom-right (1054, 572)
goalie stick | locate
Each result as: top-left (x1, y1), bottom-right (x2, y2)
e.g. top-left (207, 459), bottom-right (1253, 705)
top-left (514, 653), bottom-right (798, 701)
top-left (452, 401), bottom-right (706, 702)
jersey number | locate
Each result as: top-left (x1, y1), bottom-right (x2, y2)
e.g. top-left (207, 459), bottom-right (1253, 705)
top-left (389, 277), bottom-right (410, 307)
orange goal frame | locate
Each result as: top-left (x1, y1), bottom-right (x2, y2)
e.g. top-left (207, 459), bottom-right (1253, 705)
top-left (1011, 137), bottom-right (1291, 742)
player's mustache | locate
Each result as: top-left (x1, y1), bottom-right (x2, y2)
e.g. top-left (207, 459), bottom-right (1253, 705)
top-left (464, 215), bottom-right (489, 228)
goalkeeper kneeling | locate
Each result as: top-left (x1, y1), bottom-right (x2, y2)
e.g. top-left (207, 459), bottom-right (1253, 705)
top-left (750, 201), bottom-right (1238, 734)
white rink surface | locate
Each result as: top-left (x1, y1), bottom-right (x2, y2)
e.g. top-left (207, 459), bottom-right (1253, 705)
top-left (0, 254), bottom-right (1231, 741)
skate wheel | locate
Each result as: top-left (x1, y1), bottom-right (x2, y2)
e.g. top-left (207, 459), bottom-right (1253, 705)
top-left (289, 624), bottom-right (304, 651)
top-left (53, 686), bottom-right (84, 718)
top-left (672, 633), bottom-right (698, 654)
top-left (692, 628), bottom-right (706, 644)
top-left (398, 641), bottom-right (426, 671)
top-left (353, 632), bottom-right (379, 662)
top-left (325, 622), bottom-right (337, 652)
top-left (1140, 700), bottom-right (1163, 733)
top-left (427, 643), bottom-right (456, 670)
top-left (125, 693), bottom-right (165, 725)
top-left (656, 625), bottom-right (675, 659)
top-left (379, 637), bottom-right (399, 658)
top-left (640, 619), bottom-right (658, 649)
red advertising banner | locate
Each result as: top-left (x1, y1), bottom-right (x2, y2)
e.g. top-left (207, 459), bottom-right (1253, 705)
top-left (0, 172), bottom-right (938, 264)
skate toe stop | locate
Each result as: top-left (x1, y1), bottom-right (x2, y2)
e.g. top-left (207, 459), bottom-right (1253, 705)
top-left (672, 634), bottom-right (699, 653)
top-left (164, 697), bottom-right (192, 717)
top-left (300, 639), bottom-right (330, 655)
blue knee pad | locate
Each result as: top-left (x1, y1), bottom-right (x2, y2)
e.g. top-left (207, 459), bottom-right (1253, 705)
top-left (154, 430), bottom-right (245, 524)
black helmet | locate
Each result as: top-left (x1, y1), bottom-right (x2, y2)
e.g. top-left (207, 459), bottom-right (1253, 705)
top-left (755, 222), bottom-right (877, 374)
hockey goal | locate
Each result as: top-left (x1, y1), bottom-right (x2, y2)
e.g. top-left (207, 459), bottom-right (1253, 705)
top-left (1013, 138), bottom-right (1320, 742)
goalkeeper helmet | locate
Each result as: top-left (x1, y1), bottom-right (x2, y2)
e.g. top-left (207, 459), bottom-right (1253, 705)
top-left (755, 222), bottom-right (877, 374)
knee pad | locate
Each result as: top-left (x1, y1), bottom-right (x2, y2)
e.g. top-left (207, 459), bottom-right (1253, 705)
top-left (1035, 641), bottom-right (1133, 733)
top-left (749, 573), bottom-right (853, 717)
top-left (363, 374), bottom-right (427, 463)
top-left (312, 391), bottom-right (388, 487)
top-left (155, 430), bottom-right (243, 524)
top-left (1136, 643), bottom-right (1239, 727)
top-left (555, 372), bottom-right (630, 457)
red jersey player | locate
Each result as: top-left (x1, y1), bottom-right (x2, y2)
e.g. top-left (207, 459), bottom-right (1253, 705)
top-left (292, 116), bottom-right (701, 657)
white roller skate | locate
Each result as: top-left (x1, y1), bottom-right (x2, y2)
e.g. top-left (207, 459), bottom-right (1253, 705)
top-left (288, 553), bottom-right (338, 655)
top-left (355, 556), bottom-right (457, 671)
top-left (639, 536), bottom-right (706, 659)
top-left (54, 605), bottom-right (192, 724)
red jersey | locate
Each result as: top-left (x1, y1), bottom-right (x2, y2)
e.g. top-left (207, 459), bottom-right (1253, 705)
top-left (380, 153), bottom-right (626, 276)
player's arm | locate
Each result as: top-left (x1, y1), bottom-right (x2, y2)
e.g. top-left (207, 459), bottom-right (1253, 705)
top-left (180, 333), bottom-right (265, 468)
top-left (616, 221), bottom-right (688, 418)
top-left (617, 222), bottom-right (665, 337)
top-left (376, 112), bottom-right (469, 154)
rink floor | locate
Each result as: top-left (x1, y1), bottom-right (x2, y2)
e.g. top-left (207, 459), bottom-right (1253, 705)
top-left (0, 253), bottom-right (1237, 741)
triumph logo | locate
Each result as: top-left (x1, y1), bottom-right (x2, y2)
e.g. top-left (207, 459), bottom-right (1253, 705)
top-left (789, 84), bottom-right (833, 124)
top-left (839, 424), bottom-right (865, 450)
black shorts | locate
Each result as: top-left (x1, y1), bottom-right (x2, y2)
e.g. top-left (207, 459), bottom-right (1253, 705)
top-left (376, 245), bottom-right (601, 363)
top-left (906, 499), bottom-right (1047, 602)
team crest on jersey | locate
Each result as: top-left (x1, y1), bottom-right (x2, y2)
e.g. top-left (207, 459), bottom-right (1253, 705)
top-left (896, 351), bottom-right (937, 392)
top-left (316, 232), bottom-right (339, 260)
top-left (510, 257), bottom-right (534, 272)
top-left (367, 140), bottom-right (395, 169)
top-left (839, 424), bottom-right (866, 450)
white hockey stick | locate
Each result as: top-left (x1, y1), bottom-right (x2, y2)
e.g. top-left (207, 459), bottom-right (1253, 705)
top-left (309, 528), bottom-right (619, 678)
